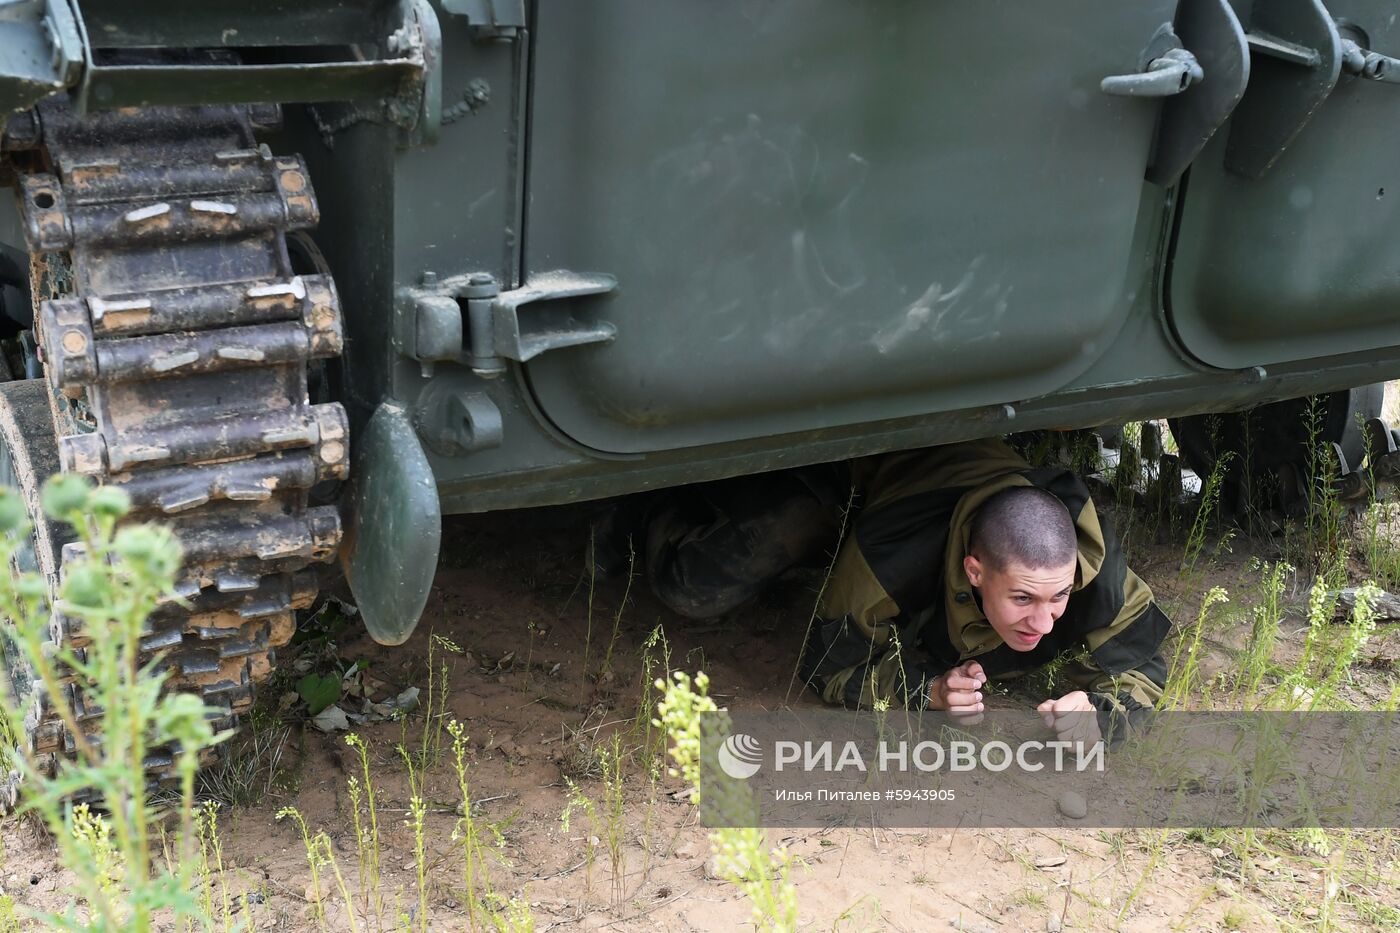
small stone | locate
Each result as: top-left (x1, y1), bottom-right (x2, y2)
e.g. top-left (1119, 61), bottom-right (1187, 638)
top-left (1210, 847), bottom-right (1226, 859)
top-left (705, 852), bottom-right (748, 881)
top-left (1034, 855), bottom-right (1067, 869)
top-left (303, 883), bottom-right (319, 903)
top-left (1056, 791), bottom-right (1088, 820)
top-left (1047, 916), bottom-right (1063, 933)
top-left (1217, 878), bottom-right (1235, 896)
top-left (1303, 907), bottom-right (1319, 919)
top-left (948, 919), bottom-right (1001, 933)
top-left (310, 704), bottom-right (350, 732)
top-left (390, 686), bottom-right (420, 711)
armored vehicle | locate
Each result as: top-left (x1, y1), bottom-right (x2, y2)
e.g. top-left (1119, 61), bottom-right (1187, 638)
top-left (0, 0), bottom-right (1399, 786)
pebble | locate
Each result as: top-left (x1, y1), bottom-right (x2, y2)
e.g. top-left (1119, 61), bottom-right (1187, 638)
top-left (1034, 855), bottom-right (1067, 869)
top-left (1047, 916), bottom-right (1063, 933)
top-left (705, 852), bottom-right (748, 881)
top-left (948, 920), bottom-right (1000, 933)
top-left (1056, 791), bottom-right (1088, 820)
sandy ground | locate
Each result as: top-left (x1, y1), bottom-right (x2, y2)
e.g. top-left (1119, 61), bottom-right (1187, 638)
top-left (5, 466), bottom-right (1400, 931)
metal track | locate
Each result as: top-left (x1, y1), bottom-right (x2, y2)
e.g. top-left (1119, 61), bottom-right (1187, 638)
top-left (3, 99), bottom-right (347, 788)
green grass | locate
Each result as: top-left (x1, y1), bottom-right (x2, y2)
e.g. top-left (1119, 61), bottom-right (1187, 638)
top-left (0, 476), bottom-right (221, 932)
top-left (8, 424), bottom-right (1400, 930)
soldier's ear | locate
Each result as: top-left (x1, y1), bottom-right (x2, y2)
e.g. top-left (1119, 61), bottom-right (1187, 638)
top-left (964, 553), bottom-right (985, 588)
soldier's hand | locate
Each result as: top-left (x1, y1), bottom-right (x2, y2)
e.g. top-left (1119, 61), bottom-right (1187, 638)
top-left (927, 661), bottom-right (986, 722)
top-left (1036, 691), bottom-right (1102, 747)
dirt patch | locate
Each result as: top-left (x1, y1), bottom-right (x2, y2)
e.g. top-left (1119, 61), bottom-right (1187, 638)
top-left (5, 494), bottom-right (1400, 931)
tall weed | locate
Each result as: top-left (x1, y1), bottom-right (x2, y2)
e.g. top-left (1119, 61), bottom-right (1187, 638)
top-left (656, 671), bottom-right (798, 931)
top-left (0, 476), bottom-right (222, 931)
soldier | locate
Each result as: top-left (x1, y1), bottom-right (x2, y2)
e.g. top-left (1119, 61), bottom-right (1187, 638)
top-left (598, 436), bottom-right (1170, 743)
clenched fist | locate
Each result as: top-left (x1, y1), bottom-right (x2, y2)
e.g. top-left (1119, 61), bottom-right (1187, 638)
top-left (927, 660), bottom-right (986, 722)
top-left (1036, 690), bottom-right (1102, 746)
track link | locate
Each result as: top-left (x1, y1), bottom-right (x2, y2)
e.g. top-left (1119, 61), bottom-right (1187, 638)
top-left (5, 99), bottom-right (347, 787)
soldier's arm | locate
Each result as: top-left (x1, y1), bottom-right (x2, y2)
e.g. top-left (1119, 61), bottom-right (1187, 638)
top-left (1063, 566), bottom-right (1170, 741)
top-left (802, 436), bottom-right (1029, 709)
top-left (798, 531), bottom-right (932, 709)
top-left (799, 612), bottom-right (933, 709)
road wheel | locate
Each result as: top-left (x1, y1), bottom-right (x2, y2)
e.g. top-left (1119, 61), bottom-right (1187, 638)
top-left (1167, 384), bottom-right (1387, 513)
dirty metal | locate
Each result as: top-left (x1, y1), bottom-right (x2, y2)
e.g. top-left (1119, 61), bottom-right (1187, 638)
top-left (1334, 418), bottom-right (1400, 504)
top-left (7, 98), bottom-right (349, 792)
top-left (394, 269), bottom-right (618, 380)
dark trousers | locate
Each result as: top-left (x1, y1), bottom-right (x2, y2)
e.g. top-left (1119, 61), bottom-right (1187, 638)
top-left (641, 465), bottom-right (848, 619)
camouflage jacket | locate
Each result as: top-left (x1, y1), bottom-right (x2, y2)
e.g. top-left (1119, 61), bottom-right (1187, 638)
top-left (800, 437), bottom-right (1169, 735)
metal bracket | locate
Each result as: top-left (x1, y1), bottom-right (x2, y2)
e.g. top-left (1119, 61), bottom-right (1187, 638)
top-left (1224, 0), bottom-right (1341, 179)
top-left (412, 380), bottom-right (503, 456)
top-left (394, 272), bottom-right (461, 377)
top-left (1146, 0), bottom-right (1250, 187)
top-left (52, 0), bottom-right (440, 131)
top-left (394, 269), bottom-right (619, 378)
top-left (442, 0), bottom-right (526, 40)
top-left (0, 0), bottom-right (82, 117)
top-left (476, 271), bottom-right (618, 373)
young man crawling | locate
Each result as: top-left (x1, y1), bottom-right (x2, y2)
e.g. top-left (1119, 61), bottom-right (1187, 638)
top-left (622, 437), bottom-right (1170, 744)
top-left (799, 438), bottom-right (1169, 744)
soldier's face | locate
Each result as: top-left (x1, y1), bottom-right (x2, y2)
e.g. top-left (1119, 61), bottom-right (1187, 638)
top-left (964, 555), bottom-right (1077, 651)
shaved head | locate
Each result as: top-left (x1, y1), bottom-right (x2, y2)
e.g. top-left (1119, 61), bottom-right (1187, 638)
top-left (969, 486), bottom-right (1077, 572)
